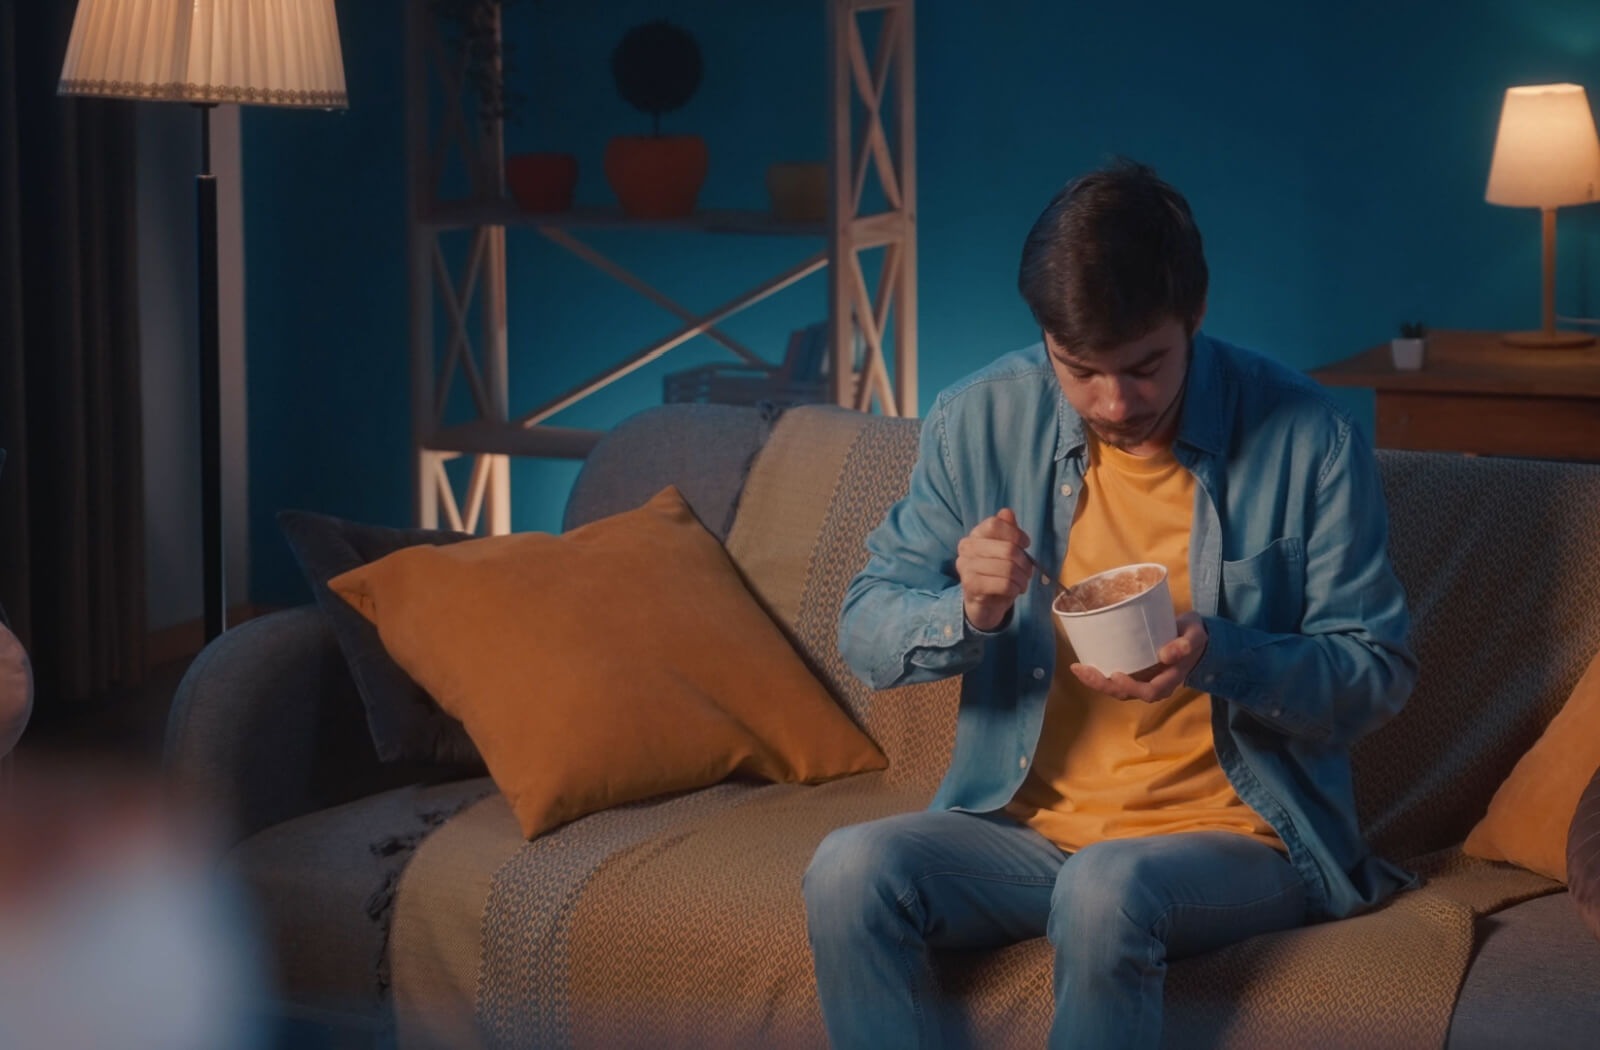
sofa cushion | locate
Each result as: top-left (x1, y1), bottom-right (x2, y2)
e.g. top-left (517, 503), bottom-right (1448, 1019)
top-left (1568, 764), bottom-right (1600, 941)
top-left (329, 485), bottom-right (887, 840)
top-left (278, 510), bottom-right (481, 768)
top-left (222, 777), bottom-right (495, 1019)
top-left (392, 764), bottom-right (1561, 1050)
top-left (1464, 645), bottom-right (1600, 882)
top-left (1446, 893), bottom-right (1600, 1049)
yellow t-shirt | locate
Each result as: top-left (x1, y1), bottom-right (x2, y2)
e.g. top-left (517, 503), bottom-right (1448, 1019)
top-left (1004, 438), bottom-right (1284, 853)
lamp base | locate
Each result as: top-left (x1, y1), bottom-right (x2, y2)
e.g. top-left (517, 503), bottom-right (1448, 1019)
top-left (1499, 329), bottom-right (1596, 349)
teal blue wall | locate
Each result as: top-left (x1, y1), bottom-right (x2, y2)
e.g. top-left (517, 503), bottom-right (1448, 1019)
top-left (245, 0), bottom-right (1600, 605)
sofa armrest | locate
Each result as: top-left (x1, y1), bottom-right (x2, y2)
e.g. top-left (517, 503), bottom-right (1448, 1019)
top-left (164, 606), bottom-right (429, 844)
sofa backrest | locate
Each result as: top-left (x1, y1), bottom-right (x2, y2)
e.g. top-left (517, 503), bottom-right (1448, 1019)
top-left (563, 403), bottom-right (779, 540)
top-left (577, 405), bottom-right (1600, 854)
top-left (1355, 450), bottom-right (1600, 859)
top-left (721, 405), bottom-right (956, 794)
top-left (721, 408), bottom-right (1600, 856)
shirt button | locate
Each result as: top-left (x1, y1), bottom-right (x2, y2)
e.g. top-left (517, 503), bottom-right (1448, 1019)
top-left (944, 624), bottom-right (954, 638)
top-left (1019, 755), bottom-right (1029, 769)
top-left (1204, 673), bottom-right (1217, 686)
top-left (1041, 574), bottom-right (1051, 586)
top-left (1032, 667), bottom-right (1046, 680)
top-left (1060, 484), bottom-right (1072, 496)
top-left (1269, 705), bottom-right (1283, 717)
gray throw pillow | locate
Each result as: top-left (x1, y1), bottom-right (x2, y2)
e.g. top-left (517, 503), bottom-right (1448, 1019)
top-left (1570, 763), bottom-right (1600, 942)
top-left (278, 509), bottom-right (484, 767)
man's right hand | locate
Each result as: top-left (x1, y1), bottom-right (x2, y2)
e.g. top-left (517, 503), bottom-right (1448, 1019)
top-left (956, 508), bottom-right (1033, 633)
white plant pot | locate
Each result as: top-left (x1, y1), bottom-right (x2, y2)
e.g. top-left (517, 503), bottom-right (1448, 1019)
top-left (1390, 337), bottom-right (1425, 371)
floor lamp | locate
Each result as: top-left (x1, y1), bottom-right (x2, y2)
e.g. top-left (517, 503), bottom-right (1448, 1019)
top-left (57, 0), bottom-right (348, 644)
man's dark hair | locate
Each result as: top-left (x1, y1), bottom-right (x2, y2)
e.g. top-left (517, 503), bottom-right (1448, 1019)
top-left (1017, 159), bottom-right (1208, 353)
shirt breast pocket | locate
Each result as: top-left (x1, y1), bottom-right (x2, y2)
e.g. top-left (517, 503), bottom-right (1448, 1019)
top-left (1220, 537), bottom-right (1306, 634)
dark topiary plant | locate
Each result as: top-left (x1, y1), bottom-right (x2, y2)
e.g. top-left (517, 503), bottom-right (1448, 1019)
top-left (611, 20), bottom-right (703, 136)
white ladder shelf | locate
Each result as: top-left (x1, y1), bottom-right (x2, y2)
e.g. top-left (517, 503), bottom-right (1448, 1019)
top-left (405, 0), bottom-right (918, 534)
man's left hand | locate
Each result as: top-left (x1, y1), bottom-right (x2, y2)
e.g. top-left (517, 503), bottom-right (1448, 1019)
top-left (1069, 611), bottom-right (1209, 703)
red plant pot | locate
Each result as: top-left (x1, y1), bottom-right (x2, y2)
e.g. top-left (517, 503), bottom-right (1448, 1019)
top-left (506, 152), bottom-right (579, 212)
top-left (604, 135), bottom-right (708, 219)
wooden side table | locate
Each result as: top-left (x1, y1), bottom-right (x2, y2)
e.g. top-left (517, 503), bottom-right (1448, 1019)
top-left (1309, 329), bottom-right (1600, 462)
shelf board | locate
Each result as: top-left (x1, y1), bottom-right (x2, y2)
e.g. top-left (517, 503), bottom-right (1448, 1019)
top-left (419, 200), bottom-right (829, 238)
top-left (425, 420), bottom-right (603, 460)
top-left (1311, 330), bottom-right (1600, 398)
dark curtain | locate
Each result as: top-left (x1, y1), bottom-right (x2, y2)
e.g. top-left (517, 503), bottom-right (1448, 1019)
top-left (0, 0), bottom-right (146, 721)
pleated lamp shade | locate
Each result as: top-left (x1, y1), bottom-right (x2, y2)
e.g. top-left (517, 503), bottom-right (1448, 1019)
top-left (58, 0), bottom-right (347, 109)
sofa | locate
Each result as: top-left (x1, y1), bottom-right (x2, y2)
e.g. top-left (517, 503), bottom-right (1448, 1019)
top-left (166, 402), bottom-right (1600, 1049)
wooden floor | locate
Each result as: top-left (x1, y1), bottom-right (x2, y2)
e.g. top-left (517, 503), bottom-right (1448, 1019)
top-left (14, 656), bottom-right (192, 771)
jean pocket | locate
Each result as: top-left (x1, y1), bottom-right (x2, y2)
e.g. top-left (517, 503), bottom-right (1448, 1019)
top-left (1220, 536), bottom-right (1305, 633)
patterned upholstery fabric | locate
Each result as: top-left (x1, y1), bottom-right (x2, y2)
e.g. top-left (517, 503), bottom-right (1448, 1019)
top-left (562, 402), bottom-right (779, 539)
top-left (723, 406), bottom-right (959, 789)
top-left (390, 414), bottom-right (1598, 1050)
top-left (1354, 452), bottom-right (1600, 861)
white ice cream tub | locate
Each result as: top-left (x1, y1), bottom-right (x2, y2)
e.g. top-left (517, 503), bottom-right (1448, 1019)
top-left (1051, 563), bottom-right (1178, 677)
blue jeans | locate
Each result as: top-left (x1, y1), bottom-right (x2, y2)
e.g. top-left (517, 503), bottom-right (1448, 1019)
top-left (802, 810), bottom-right (1307, 1050)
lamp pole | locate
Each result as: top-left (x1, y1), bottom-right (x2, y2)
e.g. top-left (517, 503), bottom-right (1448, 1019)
top-left (57, 0), bottom-right (348, 649)
top-left (195, 102), bottom-right (224, 643)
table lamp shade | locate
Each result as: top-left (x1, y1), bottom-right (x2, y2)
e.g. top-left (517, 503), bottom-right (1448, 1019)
top-left (1486, 84), bottom-right (1600, 209)
top-left (58, 0), bottom-right (347, 109)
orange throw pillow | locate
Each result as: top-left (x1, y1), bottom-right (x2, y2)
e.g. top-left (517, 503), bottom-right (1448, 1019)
top-left (328, 486), bottom-right (885, 838)
top-left (1464, 647), bottom-right (1600, 882)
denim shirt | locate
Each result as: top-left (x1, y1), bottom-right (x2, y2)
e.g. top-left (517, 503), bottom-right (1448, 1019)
top-left (838, 332), bottom-right (1420, 921)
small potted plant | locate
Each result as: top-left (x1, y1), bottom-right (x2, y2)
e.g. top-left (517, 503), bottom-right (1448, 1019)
top-left (432, 0), bottom-right (578, 212)
top-left (432, 0), bottom-right (523, 131)
top-left (1391, 322), bottom-right (1427, 371)
top-left (604, 20), bottom-right (706, 219)
top-left (507, 151), bottom-right (579, 213)
top-left (767, 162), bottom-right (828, 224)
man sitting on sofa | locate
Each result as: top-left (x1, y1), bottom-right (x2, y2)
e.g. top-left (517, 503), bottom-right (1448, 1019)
top-left (802, 160), bottom-right (1420, 1050)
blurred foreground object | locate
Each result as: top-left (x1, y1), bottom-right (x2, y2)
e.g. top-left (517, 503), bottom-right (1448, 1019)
top-left (0, 622), bottom-right (29, 767)
top-left (0, 761), bottom-right (266, 1049)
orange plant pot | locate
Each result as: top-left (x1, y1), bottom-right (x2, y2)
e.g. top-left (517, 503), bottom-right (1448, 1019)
top-left (603, 135), bottom-right (708, 219)
top-left (506, 152), bottom-right (579, 213)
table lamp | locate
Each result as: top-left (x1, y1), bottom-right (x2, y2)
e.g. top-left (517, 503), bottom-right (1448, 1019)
top-left (1486, 83), bottom-right (1600, 349)
top-left (57, 0), bottom-right (347, 643)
